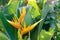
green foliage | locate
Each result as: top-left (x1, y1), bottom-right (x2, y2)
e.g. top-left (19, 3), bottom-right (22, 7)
top-left (0, 11), bottom-right (18, 40)
top-left (28, 0), bottom-right (40, 18)
top-left (0, 0), bottom-right (9, 5)
top-left (0, 0), bottom-right (60, 40)
top-left (24, 12), bottom-right (33, 27)
top-left (0, 32), bottom-right (9, 40)
top-left (3, 0), bottom-right (19, 15)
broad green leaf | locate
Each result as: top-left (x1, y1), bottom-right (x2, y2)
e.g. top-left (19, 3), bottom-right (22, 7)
top-left (0, 19), bottom-right (5, 33)
top-left (2, 0), bottom-right (19, 20)
top-left (19, 0), bottom-right (26, 7)
top-left (37, 29), bottom-right (54, 40)
top-left (0, 0), bottom-right (9, 5)
top-left (37, 0), bottom-right (44, 9)
top-left (56, 13), bottom-right (60, 31)
top-left (28, 0), bottom-right (40, 18)
top-left (0, 11), bottom-right (18, 40)
top-left (38, 3), bottom-right (50, 33)
top-left (23, 12), bottom-right (33, 27)
top-left (30, 3), bottom-right (50, 40)
top-left (28, 7), bottom-right (40, 18)
top-left (56, 22), bottom-right (60, 31)
top-left (0, 32), bottom-right (9, 40)
top-left (0, 8), bottom-right (5, 33)
top-left (3, 0), bottom-right (19, 15)
top-left (56, 32), bottom-right (60, 40)
top-left (30, 25), bottom-right (39, 40)
top-left (37, 21), bottom-right (56, 40)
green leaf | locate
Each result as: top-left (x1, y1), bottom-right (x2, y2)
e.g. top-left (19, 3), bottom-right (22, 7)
top-left (56, 22), bottom-right (60, 31)
top-left (23, 12), bottom-right (33, 27)
top-left (3, 0), bottom-right (19, 15)
top-left (37, 0), bottom-right (44, 9)
top-left (0, 0), bottom-right (9, 5)
top-left (56, 32), bottom-right (60, 40)
top-left (37, 29), bottom-right (54, 40)
top-left (30, 25), bottom-right (39, 40)
top-left (28, 0), bottom-right (40, 18)
top-left (0, 32), bottom-right (9, 40)
top-left (38, 3), bottom-right (50, 33)
top-left (18, 30), bottom-right (22, 40)
top-left (19, 0), bottom-right (26, 7)
top-left (0, 19), bottom-right (5, 33)
top-left (0, 11), bottom-right (18, 40)
top-left (30, 3), bottom-right (50, 40)
top-left (56, 13), bottom-right (60, 31)
top-left (37, 21), bottom-right (56, 40)
top-left (2, 0), bottom-right (19, 20)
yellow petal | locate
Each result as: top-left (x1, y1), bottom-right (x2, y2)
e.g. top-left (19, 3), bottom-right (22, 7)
top-left (7, 20), bottom-right (22, 29)
top-left (21, 19), bottom-right (43, 35)
top-left (18, 7), bottom-right (26, 24)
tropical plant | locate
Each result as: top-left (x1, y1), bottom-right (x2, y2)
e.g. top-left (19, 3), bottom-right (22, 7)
top-left (0, 0), bottom-right (60, 40)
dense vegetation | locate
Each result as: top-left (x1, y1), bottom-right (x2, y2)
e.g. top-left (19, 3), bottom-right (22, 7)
top-left (0, 0), bottom-right (60, 40)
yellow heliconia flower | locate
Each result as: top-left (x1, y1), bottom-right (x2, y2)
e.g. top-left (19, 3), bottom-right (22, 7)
top-left (7, 6), bottom-right (43, 36)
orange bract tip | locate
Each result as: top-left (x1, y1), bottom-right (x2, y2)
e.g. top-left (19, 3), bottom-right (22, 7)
top-left (19, 7), bottom-right (26, 24)
top-left (7, 20), bottom-right (22, 29)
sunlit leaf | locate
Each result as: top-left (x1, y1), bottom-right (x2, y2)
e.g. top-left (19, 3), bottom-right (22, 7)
top-left (0, 10), bottom-right (18, 40)
top-left (0, 32), bottom-right (9, 40)
top-left (28, 0), bottom-right (40, 18)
